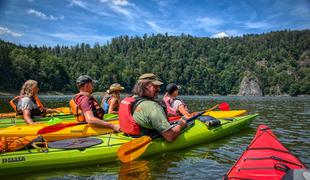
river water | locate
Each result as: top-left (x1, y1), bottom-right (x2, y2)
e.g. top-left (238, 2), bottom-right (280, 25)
top-left (0, 95), bottom-right (309, 179)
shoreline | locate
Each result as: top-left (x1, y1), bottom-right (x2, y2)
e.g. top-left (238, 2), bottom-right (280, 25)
top-left (0, 90), bottom-right (309, 97)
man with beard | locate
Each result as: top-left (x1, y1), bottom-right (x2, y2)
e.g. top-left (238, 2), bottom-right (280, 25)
top-left (119, 73), bottom-right (186, 142)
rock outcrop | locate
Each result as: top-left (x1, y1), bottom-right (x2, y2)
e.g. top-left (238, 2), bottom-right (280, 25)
top-left (238, 74), bottom-right (263, 96)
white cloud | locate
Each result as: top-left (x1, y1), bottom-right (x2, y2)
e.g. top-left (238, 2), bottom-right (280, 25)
top-left (70, 0), bottom-right (112, 17)
top-left (198, 17), bottom-right (222, 26)
top-left (112, 0), bottom-right (129, 6)
top-left (145, 20), bottom-right (174, 33)
top-left (49, 33), bottom-right (112, 43)
top-left (109, 4), bottom-right (132, 18)
top-left (100, 0), bottom-right (129, 6)
top-left (211, 32), bottom-right (229, 38)
top-left (70, 0), bottom-right (87, 9)
top-left (243, 21), bottom-right (271, 29)
top-left (27, 9), bottom-right (61, 21)
top-left (99, 0), bottom-right (134, 18)
top-left (0, 26), bottom-right (22, 37)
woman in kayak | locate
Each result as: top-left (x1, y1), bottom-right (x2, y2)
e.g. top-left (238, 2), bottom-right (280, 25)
top-left (101, 83), bottom-right (124, 114)
top-left (163, 83), bottom-right (194, 119)
top-left (15, 80), bottom-right (58, 124)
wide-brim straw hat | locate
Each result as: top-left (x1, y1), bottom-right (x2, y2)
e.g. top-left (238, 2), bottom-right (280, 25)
top-left (107, 83), bottom-right (124, 93)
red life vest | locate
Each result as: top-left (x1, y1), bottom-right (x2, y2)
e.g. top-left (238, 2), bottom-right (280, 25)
top-left (119, 96), bottom-right (143, 136)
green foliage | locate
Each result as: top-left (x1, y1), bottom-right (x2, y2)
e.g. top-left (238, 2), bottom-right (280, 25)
top-left (0, 29), bottom-right (309, 95)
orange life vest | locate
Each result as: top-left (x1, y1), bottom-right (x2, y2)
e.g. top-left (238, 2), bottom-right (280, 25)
top-left (118, 96), bottom-right (145, 136)
top-left (0, 136), bottom-right (48, 153)
top-left (10, 95), bottom-right (46, 116)
top-left (69, 93), bottom-right (104, 122)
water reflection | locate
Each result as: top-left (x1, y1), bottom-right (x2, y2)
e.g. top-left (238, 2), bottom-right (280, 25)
top-left (118, 161), bottom-right (150, 180)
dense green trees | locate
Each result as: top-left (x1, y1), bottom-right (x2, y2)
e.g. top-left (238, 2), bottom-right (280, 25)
top-left (0, 29), bottom-right (309, 95)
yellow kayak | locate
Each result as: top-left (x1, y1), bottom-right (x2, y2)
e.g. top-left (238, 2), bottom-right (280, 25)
top-left (0, 107), bottom-right (72, 118)
top-left (0, 120), bottom-right (118, 142)
top-left (203, 110), bottom-right (247, 118)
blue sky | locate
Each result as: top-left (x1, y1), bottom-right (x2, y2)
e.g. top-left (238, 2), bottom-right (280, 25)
top-left (0, 0), bottom-right (309, 46)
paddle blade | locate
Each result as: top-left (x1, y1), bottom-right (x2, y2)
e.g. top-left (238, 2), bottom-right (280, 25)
top-left (37, 122), bottom-right (80, 134)
top-left (118, 136), bottom-right (152, 163)
top-left (219, 102), bottom-right (230, 111)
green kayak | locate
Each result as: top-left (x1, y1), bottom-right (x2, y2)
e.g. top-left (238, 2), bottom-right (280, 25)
top-left (0, 114), bottom-right (257, 176)
top-left (0, 114), bottom-right (118, 128)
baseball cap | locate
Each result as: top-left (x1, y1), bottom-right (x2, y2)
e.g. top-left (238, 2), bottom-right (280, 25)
top-left (76, 75), bottom-right (98, 86)
top-left (166, 83), bottom-right (181, 94)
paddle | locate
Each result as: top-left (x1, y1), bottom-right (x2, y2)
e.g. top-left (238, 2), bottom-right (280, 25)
top-left (218, 102), bottom-right (230, 111)
top-left (37, 122), bottom-right (87, 134)
top-left (117, 105), bottom-right (219, 163)
top-left (37, 116), bottom-right (119, 134)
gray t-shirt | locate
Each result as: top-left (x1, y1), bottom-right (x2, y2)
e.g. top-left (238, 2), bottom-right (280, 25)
top-left (17, 97), bottom-right (38, 112)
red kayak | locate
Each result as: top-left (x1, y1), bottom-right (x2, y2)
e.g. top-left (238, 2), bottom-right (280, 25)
top-left (224, 125), bottom-right (307, 180)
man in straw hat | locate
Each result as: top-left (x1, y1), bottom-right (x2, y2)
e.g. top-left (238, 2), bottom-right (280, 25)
top-left (102, 83), bottom-right (124, 114)
top-left (70, 75), bottom-right (120, 132)
top-left (118, 73), bottom-right (186, 142)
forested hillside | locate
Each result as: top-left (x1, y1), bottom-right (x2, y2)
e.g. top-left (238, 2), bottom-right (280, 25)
top-left (0, 29), bottom-right (309, 95)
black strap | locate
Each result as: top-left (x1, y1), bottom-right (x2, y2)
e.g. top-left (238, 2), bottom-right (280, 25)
top-left (244, 156), bottom-right (303, 168)
top-left (246, 147), bottom-right (290, 154)
top-left (237, 162), bottom-right (290, 173)
top-left (131, 97), bottom-right (146, 114)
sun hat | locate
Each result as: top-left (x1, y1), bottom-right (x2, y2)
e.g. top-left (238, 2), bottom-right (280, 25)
top-left (138, 73), bottom-right (163, 86)
top-left (107, 83), bottom-right (124, 93)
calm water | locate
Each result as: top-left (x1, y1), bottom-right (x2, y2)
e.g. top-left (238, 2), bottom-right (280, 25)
top-left (0, 95), bottom-right (309, 179)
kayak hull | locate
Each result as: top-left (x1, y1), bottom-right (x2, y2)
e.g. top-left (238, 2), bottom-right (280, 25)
top-left (0, 122), bottom-right (118, 141)
top-left (0, 111), bottom-right (246, 128)
top-left (224, 124), bottom-right (307, 180)
top-left (0, 114), bottom-right (257, 176)
top-left (0, 114), bottom-right (118, 128)
top-left (0, 107), bottom-right (72, 118)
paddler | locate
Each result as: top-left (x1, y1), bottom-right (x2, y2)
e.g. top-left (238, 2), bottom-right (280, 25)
top-left (101, 83), bottom-right (124, 114)
top-left (118, 73), bottom-right (187, 142)
top-left (69, 75), bottom-right (120, 131)
top-left (15, 80), bottom-right (59, 124)
top-left (162, 83), bottom-right (195, 119)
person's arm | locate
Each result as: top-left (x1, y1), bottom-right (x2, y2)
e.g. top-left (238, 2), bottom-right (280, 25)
top-left (161, 120), bottom-right (187, 142)
top-left (108, 98), bottom-right (118, 114)
top-left (148, 103), bottom-right (187, 142)
top-left (45, 108), bottom-right (59, 113)
top-left (22, 109), bottom-right (34, 124)
top-left (84, 111), bottom-right (120, 131)
top-left (178, 104), bottom-right (192, 119)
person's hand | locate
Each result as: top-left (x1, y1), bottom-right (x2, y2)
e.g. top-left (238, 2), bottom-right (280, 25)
top-left (112, 124), bottom-right (121, 132)
top-left (178, 119), bottom-right (187, 128)
top-left (191, 112), bottom-right (198, 116)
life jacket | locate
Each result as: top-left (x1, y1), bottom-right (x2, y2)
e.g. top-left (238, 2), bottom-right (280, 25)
top-left (102, 95), bottom-right (112, 114)
top-left (118, 96), bottom-right (145, 136)
top-left (69, 92), bottom-right (104, 122)
top-left (163, 95), bottom-right (188, 117)
top-left (0, 136), bottom-right (48, 153)
top-left (10, 95), bottom-right (46, 117)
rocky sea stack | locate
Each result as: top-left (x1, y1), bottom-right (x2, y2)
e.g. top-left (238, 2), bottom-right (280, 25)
top-left (238, 73), bottom-right (263, 96)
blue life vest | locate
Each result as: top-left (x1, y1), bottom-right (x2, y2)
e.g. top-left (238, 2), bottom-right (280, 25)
top-left (102, 96), bottom-right (111, 114)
